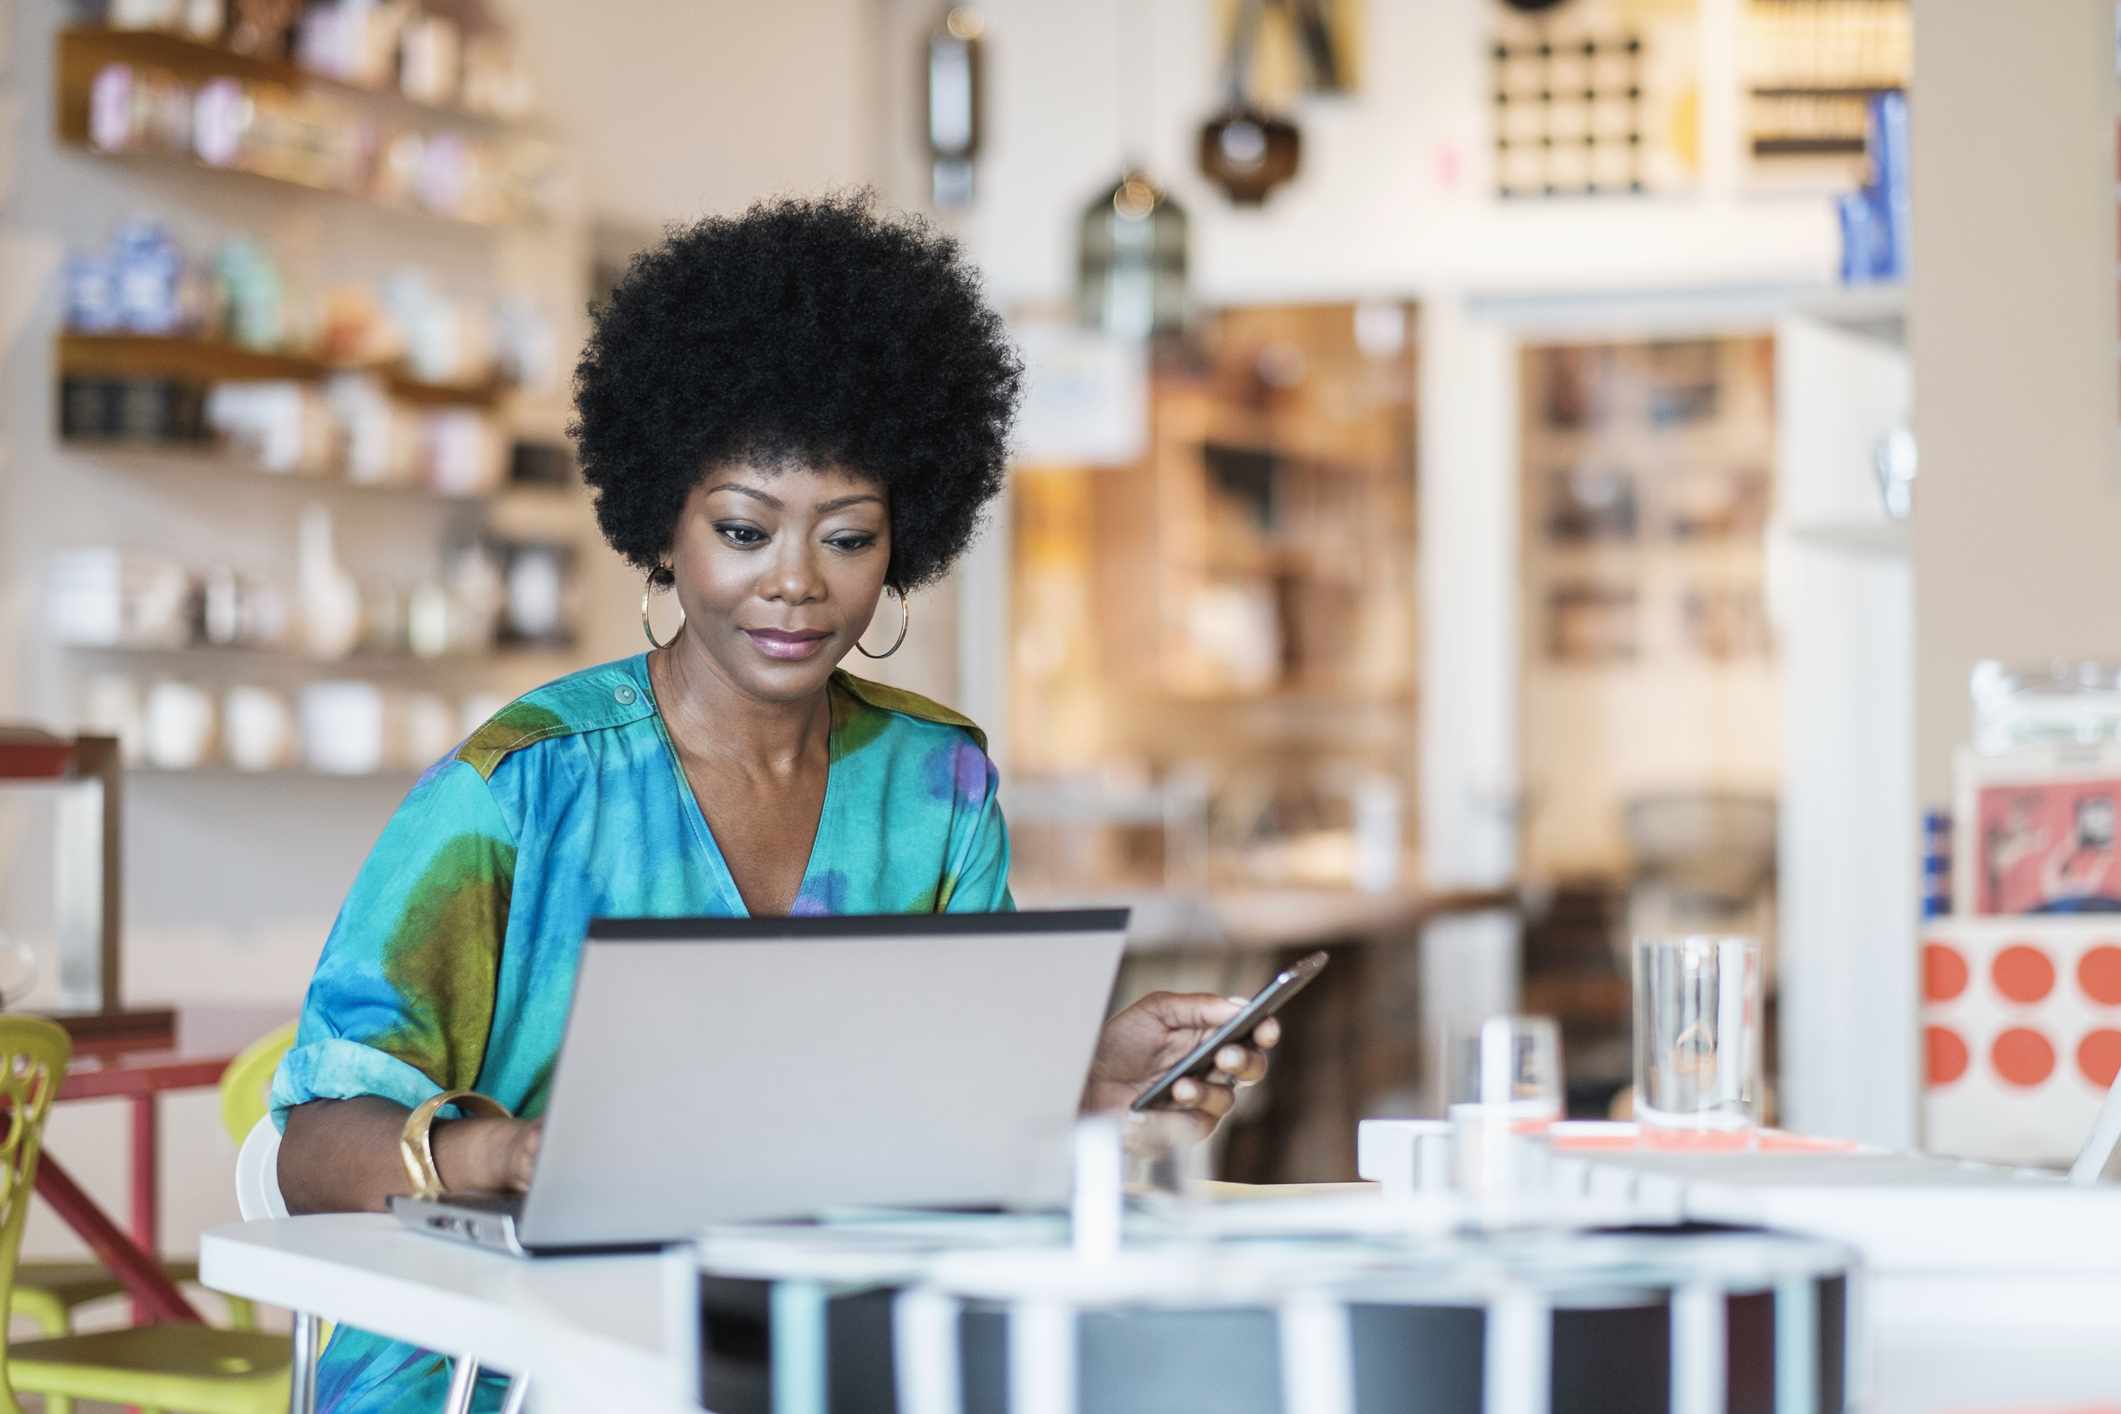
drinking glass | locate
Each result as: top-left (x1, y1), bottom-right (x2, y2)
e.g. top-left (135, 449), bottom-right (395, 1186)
top-left (1445, 1015), bottom-right (1563, 1193)
top-left (1632, 935), bottom-right (1762, 1142)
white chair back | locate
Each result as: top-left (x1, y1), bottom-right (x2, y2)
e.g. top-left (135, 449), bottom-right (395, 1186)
top-left (235, 1114), bottom-right (290, 1220)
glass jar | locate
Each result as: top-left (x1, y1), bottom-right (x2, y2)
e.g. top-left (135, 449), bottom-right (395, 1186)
top-left (1970, 659), bottom-right (2121, 754)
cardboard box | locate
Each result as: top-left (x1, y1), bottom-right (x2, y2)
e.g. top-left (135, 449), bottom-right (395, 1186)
top-left (1922, 916), bottom-right (2121, 1164)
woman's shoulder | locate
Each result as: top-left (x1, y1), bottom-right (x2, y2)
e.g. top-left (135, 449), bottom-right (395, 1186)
top-left (830, 670), bottom-right (988, 754)
top-left (453, 655), bottom-right (657, 781)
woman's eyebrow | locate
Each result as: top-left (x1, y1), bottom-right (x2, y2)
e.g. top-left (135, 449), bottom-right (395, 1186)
top-left (816, 493), bottom-right (885, 513)
top-left (706, 483), bottom-right (782, 507)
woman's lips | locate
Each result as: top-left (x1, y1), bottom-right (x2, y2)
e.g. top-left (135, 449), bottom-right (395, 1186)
top-left (743, 628), bottom-right (830, 661)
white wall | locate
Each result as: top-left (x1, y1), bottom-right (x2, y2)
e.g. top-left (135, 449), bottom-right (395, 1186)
top-left (1910, 0), bottom-right (2121, 806)
top-left (948, 0), bottom-right (1837, 308)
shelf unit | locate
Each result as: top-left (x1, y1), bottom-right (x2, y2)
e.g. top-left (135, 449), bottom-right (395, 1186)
top-left (30, 7), bottom-right (598, 803)
top-left (54, 26), bottom-right (549, 228)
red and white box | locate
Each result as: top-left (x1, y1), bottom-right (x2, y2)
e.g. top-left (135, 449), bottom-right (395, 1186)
top-left (1922, 916), bottom-right (2121, 1164)
top-left (1954, 746), bottom-right (2121, 915)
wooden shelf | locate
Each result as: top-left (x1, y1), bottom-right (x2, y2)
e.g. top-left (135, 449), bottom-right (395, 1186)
top-left (1787, 282), bottom-right (1907, 349)
top-left (56, 25), bottom-right (536, 134)
top-left (1752, 137), bottom-right (1868, 157)
top-left (68, 441), bottom-right (576, 506)
top-left (1776, 518), bottom-right (1910, 559)
top-left (65, 142), bottom-right (531, 229)
top-left (130, 765), bottom-right (422, 781)
top-left (63, 641), bottom-right (572, 671)
top-left (64, 139), bottom-right (538, 230)
top-left (1749, 84), bottom-right (1902, 99)
top-left (58, 334), bottom-right (508, 408)
top-left (1523, 972), bottom-right (1631, 1024)
top-left (1161, 686), bottom-right (1417, 709)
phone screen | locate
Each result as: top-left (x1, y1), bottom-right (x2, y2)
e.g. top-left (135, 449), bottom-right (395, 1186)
top-left (1128, 951), bottom-right (1330, 1112)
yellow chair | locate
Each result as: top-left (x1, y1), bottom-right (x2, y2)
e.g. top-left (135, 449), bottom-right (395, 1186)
top-left (0, 1015), bottom-right (290, 1414)
top-left (8, 1022), bottom-right (295, 1338)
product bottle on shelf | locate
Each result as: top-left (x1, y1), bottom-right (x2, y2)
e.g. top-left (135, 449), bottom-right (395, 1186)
top-left (295, 504), bottom-right (362, 659)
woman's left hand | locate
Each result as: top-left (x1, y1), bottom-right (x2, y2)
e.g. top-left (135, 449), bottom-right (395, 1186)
top-left (1080, 992), bottom-right (1280, 1143)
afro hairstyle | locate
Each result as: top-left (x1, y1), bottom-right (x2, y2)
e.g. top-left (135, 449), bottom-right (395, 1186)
top-left (571, 192), bottom-right (1022, 593)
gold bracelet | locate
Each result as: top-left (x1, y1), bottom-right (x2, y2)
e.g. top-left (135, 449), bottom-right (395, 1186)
top-left (398, 1089), bottom-right (513, 1200)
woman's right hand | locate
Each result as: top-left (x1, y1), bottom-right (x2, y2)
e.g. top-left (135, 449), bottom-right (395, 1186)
top-left (434, 1116), bottom-right (543, 1194)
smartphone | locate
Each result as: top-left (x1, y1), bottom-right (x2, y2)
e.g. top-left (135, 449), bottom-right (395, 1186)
top-left (1128, 951), bottom-right (1330, 1112)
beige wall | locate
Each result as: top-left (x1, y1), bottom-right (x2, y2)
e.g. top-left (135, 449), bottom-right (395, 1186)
top-left (515, 0), bottom-right (873, 233)
top-left (1911, 0), bottom-right (2121, 804)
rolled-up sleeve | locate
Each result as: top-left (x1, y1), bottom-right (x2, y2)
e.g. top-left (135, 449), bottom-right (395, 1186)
top-left (940, 740), bottom-right (1014, 914)
top-left (271, 759), bottom-right (518, 1127)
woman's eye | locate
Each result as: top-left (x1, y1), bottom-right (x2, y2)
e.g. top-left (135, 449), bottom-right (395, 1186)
top-left (716, 524), bottom-right (766, 547)
top-left (828, 535), bottom-right (877, 553)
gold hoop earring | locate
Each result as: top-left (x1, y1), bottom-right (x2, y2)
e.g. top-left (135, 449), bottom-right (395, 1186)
top-left (642, 565), bottom-right (682, 650)
top-left (855, 588), bottom-right (909, 659)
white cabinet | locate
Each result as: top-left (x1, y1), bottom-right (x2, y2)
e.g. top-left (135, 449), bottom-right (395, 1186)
top-left (1771, 297), bottom-right (1917, 1147)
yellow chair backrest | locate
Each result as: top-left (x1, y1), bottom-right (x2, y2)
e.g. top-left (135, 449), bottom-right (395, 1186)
top-left (218, 1022), bottom-right (297, 1147)
top-left (0, 1015), bottom-right (73, 1404)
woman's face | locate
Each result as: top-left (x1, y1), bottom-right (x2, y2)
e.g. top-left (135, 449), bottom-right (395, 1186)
top-left (665, 462), bottom-right (892, 703)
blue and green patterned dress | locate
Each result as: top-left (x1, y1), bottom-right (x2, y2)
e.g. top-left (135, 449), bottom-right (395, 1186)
top-left (270, 653), bottom-right (1011, 1413)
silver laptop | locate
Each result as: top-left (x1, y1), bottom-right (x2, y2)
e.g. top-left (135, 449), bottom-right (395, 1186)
top-left (391, 908), bottom-right (1129, 1255)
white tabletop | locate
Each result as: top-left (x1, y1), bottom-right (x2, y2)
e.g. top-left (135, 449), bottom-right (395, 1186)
top-left (200, 1216), bottom-right (698, 1413)
top-left (1550, 1145), bottom-right (2121, 1271)
top-left (1547, 1141), bottom-right (2121, 1411)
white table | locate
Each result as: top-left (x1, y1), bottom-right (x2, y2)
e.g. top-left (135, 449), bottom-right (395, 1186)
top-left (208, 1160), bottom-right (2121, 1413)
top-left (200, 1215), bottom-right (700, 1413)
top-left (1549, 1144), bottom-right (2121, 1412)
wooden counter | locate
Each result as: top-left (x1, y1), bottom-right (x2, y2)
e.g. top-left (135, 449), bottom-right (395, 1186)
top-left (1014, 883), bottom-right (1520, 955)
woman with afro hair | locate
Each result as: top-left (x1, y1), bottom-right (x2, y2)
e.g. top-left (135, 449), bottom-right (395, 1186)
top-left (268, 194), bottom-right (1277, 1412)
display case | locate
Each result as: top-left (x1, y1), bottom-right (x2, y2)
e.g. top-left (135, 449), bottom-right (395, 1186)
top-left (1007, 301), bottom-right (1419, 898)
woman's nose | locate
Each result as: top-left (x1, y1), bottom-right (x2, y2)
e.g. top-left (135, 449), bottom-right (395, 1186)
top-left (759, 543), bottom-right (825, 603)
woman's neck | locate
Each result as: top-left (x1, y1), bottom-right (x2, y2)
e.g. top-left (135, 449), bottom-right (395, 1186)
top-left (648, 640), bottom-right (831, 782)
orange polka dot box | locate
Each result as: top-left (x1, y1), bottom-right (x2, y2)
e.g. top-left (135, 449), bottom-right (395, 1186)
top-left (1923, 918), bottom-right (2121, 1164)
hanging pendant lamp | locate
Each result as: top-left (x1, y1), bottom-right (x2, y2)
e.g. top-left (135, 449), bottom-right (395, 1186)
top-left (1075, 3), bottom-right (1191, 340)
top-left (922, 6), bottom-right (985, 207)
top-left (1198, 103), bottom-right (1301, 206)
top-left (1197, 0), bottom-right (1303, 205)
top-left (1076, 166), bottom-right (1190, 340)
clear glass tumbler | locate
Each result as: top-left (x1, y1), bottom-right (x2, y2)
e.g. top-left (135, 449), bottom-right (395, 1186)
top-left (1632, 935), bottom-right (1762, 1141)
top-left (1445, 1015), bottom-right (1563, 1193)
